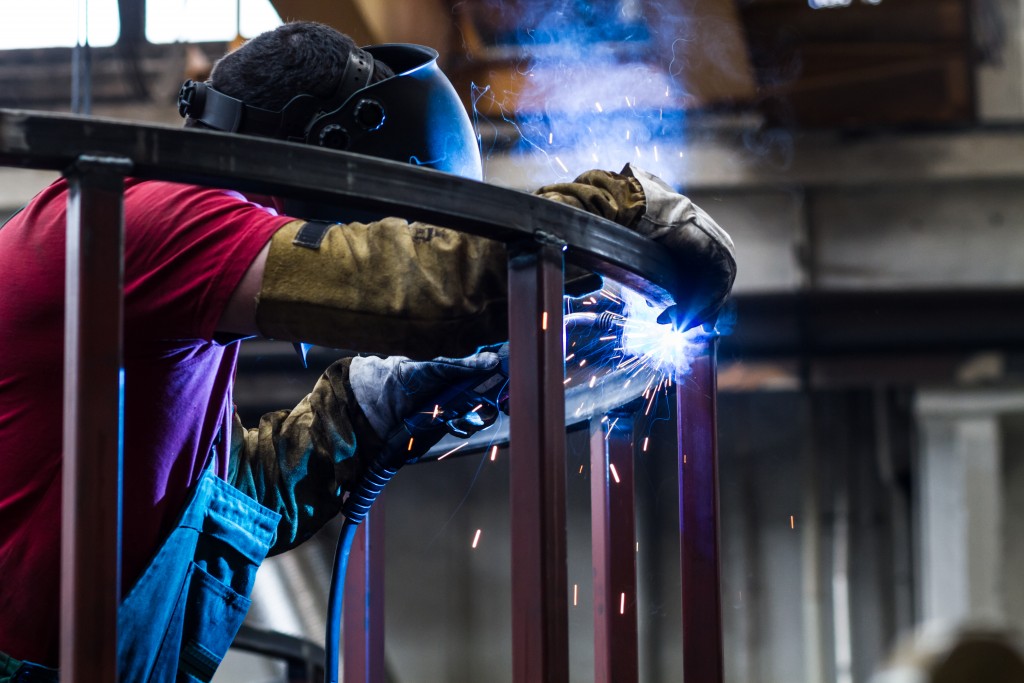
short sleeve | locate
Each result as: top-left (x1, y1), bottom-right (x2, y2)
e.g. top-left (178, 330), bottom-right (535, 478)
top-left (122, 180), bottom-right (294, 342)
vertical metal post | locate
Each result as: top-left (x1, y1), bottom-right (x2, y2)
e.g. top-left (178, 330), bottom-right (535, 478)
top-left (678, 342), bottom-right (723, 683)
top-left (508, 240), bottom-right (569, 683)
top-left (590, 411), bottom-right (639, 683)
top-left (61, 157), bottom-right (128, 683)
top-left (344, 500), bottom-right (386, 683)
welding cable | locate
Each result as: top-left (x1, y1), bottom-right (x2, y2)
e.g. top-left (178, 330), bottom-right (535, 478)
top-left (325, 458), bottom-right (400, 683)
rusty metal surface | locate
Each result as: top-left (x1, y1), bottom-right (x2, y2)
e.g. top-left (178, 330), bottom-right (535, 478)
top-left (590, 412), bottom-right (639, 683)
top-left (60, 164), bottom-right (125, 683)
top-left (677, 345), bottom-right (724, 683)
top-left (508, 243), bottom-right (570, 683)
top-left (0, 109), bottom-right (676, 306)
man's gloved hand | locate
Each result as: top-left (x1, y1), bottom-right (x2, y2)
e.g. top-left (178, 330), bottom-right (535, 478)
top-left (536, 164), bottom-right (736, 330)
top-left (349, 349), bottom-right (504, 463)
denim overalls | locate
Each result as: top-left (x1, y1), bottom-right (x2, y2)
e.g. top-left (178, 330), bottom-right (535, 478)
top-left (2, 468), bottom-right (280, 683)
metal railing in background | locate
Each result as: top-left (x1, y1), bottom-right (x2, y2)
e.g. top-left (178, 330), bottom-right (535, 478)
top-left (0, 109), bottom-right (722, 683)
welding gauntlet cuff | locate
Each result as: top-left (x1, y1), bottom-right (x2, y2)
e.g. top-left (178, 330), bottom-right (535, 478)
top-left (255, 218), bottom-right (509, 359)
top-left (624, 164), bottom-right (736, 328)
top-left (229, 357), bottom-right (384, 555)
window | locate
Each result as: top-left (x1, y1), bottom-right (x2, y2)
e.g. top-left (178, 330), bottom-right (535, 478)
top-left (1, 0), bottom-right (120, 49)
top-left (146, 0), bottom-right (282, 44)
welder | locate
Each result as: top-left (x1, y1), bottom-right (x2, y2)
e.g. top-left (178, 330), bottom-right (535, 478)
top-left (0, 21), bottom-right (735, 682)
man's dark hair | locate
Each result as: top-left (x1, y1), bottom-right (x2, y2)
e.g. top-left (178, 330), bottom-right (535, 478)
top-left (209, 22), bottom-right (394, 112)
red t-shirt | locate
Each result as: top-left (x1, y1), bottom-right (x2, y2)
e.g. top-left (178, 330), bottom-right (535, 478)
top-left (0, 178), bottom-right (293, 665)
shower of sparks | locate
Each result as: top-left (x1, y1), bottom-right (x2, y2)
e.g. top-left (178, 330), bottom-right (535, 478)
top-left (438, 442), bottom-right (468, 461)
top-left (490, 445), bottom-right (498, 461)
top-left (609, 463), bottom-right (621, 483)
top-left (472, 528), bottom-right (482, 548)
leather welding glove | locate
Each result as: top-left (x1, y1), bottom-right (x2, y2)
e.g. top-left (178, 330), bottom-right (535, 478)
top-left (229, 350), bottom-right (503, 554)
top-left (536, 164), bottom-right (736, 329)
top-left (348, 349), bottom-right (503, 457)
top-left (229, 357), bottom-right (383, 555)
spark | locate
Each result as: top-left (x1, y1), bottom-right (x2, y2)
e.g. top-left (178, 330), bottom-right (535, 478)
top-left (620, 592), bottom-right (626, 614)
top-left (472, 528), bottom-right (482, 549)
top-left (407, 437), bottom-right (414, 452)
top-left (634, 145), bottom-right (641, 159)
top-left (490, 445), bottom-right (498, 461)
top-left (636, 542), bottom-right (639, 553)
top-left (438, 442), bottom-right (468, 461)
top-left (609, 463), bottom-right (621, 483)
top-left (624, 95), bottom-right (632, 108)
top-left (432, 404), bottom-right (440, 419)
top-left (555, 157), bottom-right (569, 174)
top-left (574, 583), bottom-right (579, 606)
top-left (548, 132), bottom-right (553, 144)
top-left (579, 359), bottom-right (587, 368)
top-left (625, 129), bottom-right (631, 141)
top-left (542, 311), bottom-right (548, 330)
top-left (564, 377), bottom-right (572, 385)
top-left (654, 145), bottom-right (659, 162)
top-left (579, 464), bottom-right (584, 474)
top-left (589, 376), bottom-right (596, 388)
top-left (599, 335), bottom-right (616, 341)
top-left (471, 404), bottom-right (483, 413)
top-left (683, 454), bottom-right (687, 464)
top-left (592, 153), bottom-right (599, 163)
top-left (790, 515), bottom-right (795, 529)
top-left (566, 353), bottom-right (576, 361)
top-left (665, 86), bottom-right (670, 97)
top-left (643, 437), bottom-right (649, 452)
top-left (595, 101), bottom-right (603, 112)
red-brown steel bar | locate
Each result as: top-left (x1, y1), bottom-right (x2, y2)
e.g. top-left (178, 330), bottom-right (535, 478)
top-left (508, 241), bottom-right (569, 683)
top-left (343, 499), bottom-right (386, 683)
top-left (61, 159), bottom-right (128, 683)
top-left (677, 342), bottom-right (723, 683)
top-left (590, 412), bottom-right (639, 683)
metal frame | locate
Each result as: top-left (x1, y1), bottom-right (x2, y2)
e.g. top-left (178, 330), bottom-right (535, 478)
top-left (0, 109), bottom-right (722, 683)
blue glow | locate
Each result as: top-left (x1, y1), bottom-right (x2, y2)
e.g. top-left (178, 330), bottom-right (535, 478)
top-left (471, 0), bottom-right (692, 185)
top-left (618, 287), bottom-right (708, 376)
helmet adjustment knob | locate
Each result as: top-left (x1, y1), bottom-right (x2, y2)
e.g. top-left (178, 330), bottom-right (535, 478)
top-left (318, 124), bottom-right (351, 150)
top-left (354, 99), bottom-right (386, 131)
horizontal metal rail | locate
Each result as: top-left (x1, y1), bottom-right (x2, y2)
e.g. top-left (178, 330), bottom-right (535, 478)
top-left (0, 109), bottom-right (676, 306)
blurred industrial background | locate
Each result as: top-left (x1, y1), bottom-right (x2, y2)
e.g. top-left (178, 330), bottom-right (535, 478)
top-left (5, 0), bottom-right (1024, 681)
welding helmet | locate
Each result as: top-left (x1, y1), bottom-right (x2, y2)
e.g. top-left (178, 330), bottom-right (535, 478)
top-left (177, 43), bottom-right (482, 181)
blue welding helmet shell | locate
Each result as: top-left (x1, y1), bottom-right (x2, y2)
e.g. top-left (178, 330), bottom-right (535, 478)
top-left (321, 44), bottom-right (483, 181)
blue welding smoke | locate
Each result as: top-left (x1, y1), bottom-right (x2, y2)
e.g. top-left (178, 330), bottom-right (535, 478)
top-left (470, 0), bottom-right (693, 185)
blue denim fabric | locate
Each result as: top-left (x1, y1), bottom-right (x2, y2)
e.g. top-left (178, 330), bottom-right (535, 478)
top-left (119, 470), bottom-right (279, 683)
top-left (3, 470), bottom-right (279, 683)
